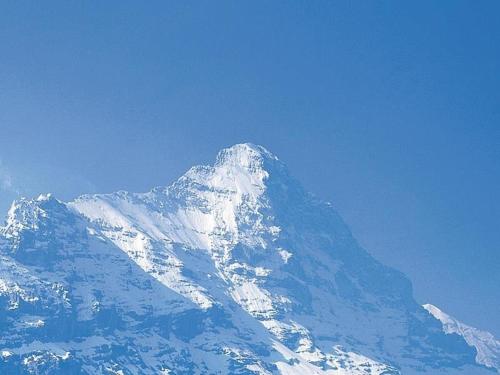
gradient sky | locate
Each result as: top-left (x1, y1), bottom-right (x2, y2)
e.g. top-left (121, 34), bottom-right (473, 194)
top-left (1, 1), bottom-right (499, 336)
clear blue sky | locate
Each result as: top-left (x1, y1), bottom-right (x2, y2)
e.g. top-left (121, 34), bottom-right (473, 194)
top-left (1, 1), bottom-right (499, 336)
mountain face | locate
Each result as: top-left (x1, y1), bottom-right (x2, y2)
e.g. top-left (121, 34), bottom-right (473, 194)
top-left (0, 143), bottom-right (497, 375)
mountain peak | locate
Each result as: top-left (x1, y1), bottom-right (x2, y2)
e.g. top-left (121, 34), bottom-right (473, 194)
top-left (3, 194), bottom-right (65, 236)
top-left (173, 143), bottom-right (290, 200)
top-left (216, 143), bottom-right (277, 164)
top-left (214, 143), bottom-right (283, 173)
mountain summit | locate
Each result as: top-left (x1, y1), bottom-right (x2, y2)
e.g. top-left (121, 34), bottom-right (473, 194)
top-left (0, 144), bottom-right (498, 374)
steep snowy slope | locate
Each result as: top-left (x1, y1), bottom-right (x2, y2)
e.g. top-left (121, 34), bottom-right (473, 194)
top-left (424, 304), bottom-right (500, 372)
top-left (0, 143), bottom-right (497, 374)
top-left (0, 194), bottom-right (285, 374)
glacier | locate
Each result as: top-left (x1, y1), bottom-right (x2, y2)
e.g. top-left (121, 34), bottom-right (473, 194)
top-left (0, 143), bottom-right (498, 374)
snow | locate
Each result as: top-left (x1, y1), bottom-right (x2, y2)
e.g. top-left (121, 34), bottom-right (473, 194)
top-left (230, 281), bottom-right (276, 318)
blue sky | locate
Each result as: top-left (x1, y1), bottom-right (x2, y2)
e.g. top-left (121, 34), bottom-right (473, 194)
top-left (1, 1), bottom-right (499, 335)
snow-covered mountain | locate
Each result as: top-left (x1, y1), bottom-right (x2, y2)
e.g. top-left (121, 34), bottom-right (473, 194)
top-left (0, 143), bottom-right (498, 374)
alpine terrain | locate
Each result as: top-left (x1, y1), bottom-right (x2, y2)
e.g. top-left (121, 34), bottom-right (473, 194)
top-left (0, 143), bottom-right (498, 374)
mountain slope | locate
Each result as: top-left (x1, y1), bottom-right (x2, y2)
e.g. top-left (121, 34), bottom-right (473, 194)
top-left (0, 143), bottom-right (497, 374)
top-left (424, 304), bottom-right (500, 372)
